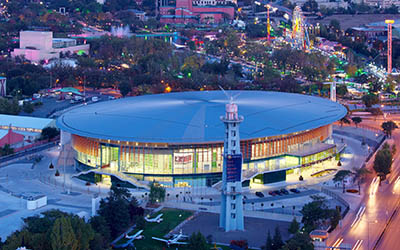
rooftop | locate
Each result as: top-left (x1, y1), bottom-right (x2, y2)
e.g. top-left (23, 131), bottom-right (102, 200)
top-left (0, 114), bottom-right (54, 130)
top-left (56, 91), bottom-right (347, 144)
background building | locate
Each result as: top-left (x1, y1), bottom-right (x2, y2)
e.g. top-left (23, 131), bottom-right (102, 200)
top-left (0, 114), bottom-right (55, 144)
top-left (56, 91), bottom-right (347, 188)
top-left (159, 0), bottom-right (234, 24)
top-left (11, 31), bottom-right (90, 63)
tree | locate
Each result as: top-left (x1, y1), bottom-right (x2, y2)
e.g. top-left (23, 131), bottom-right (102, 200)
top-left (301, 195), bottom-right (330, 232)
top-left (89, 215), bottom-right (111, 250)
top-left (368, 107), bottom-right (383, 121)
top-left (98, 186), bottom-right (132, 237)
top-left (302, 0), bottom-right (318, 12)
top-left (330, 19), bottom-right (341, 31)
top-left (384, 4), bottom-right (398, 14)
top-left (352, 167), bottom-right (371, 194)
top-left (381, 120), bottom-right (398, 137)
top-left (282, 232), bottom-right (314, 250)
top-left (288, 218), bottom-right (300, 235)
top-left (362, 94), bottom-right (379, 108)
top-left (40, 127), bottom-right (59, 141)
top-left (336, 84), bottom-right (348, 96)
top-left (262, 230), bottom-right (273, 250)
top-left (119, 80), bottom-right (131, 97)
top-left (373, 143), bottom-right (393, 180)
top-left (22, 102), bottom-right (34, 113)
top-left (0, 144), bottom-right (14, 156)
top-left (333, 170), bottom-right (352, 183)
top-left (70, 216), bottom-right (95, 250)
top-left (272, 226), bottom-right (284, 250)
top-left (346, 64), bottom-right (357, 77)
top-left (340, 117), bottom-right (350, 127)
top-left (148, 181), bottom-right (166, 204)
top-left (188, 231), bottom-right (208, 250)
top-left (351, 116), bottom-right (362, 128)
top-left (50, 216), bottom-right (78, 250)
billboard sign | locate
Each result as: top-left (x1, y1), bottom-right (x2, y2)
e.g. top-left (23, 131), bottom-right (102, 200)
top-left (226, 154), bottom-right (242, 182)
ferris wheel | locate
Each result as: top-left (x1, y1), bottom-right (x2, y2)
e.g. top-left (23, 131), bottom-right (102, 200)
top-left (291, 6), bottom-right (310, 49)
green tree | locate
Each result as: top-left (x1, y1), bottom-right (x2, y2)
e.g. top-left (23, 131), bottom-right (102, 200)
top-left (362, 94), bottom-right (379, 108)
top-left (333, 170), bottom-right (352, 183)
top-left (340, 117), bottom-right (351, 127)
top-left (89, 215), bottom-right (111, 250)
top-left (336, 84), bottom-right (348, 96)
top-left (41, 127), bottom-right (59, 141)
top-left (119, 80), bottom-right (132, 97)
top-left (288, 218), bottom-right (300, 235)
top-left (188, 231), bottom-right (208, 250)
top-left (302, 0), bottom-right (318, 12)
top-left (352, 167), bottom-right (371, 195)
top-left (0, 144), bottom-right (14, 156)
top-left (300, 195), bottom-right (330, 232)
top-left (50, 216), bottom-right (78, 250)
top-left (70, 216), bottom-right (95, 250)
top-left (98, 186), bottom-right (132, 237)
top-left (381, 120), bottom-right (398, 137)
top-left (22, 102), bottom-right (34, 113)
top-left (282, 232), bottom-right (314, 250)
top-left (368, 107), bottom-right (383, 121)
top-left (330, 19), bottom-right (341, 31)
top-left (351, 116), bottom-right (362, 128)
top-left (373, 143), bottom-right (393, 180)
top-left (149, 181), bottom-right (166, 204)
top-left (262, 230), bottom-right (273, 250)
top-left (272, 226), bottom-right (284, 250)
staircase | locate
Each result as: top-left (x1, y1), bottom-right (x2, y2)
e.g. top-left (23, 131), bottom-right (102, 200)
top-left (74, 168), bottom-right (149, 190)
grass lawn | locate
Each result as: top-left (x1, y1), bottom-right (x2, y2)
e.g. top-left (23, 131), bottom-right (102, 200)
top-left (132, 208), bottom-right (194, 249)
top-left (116, 209), bottom-right (256, 250)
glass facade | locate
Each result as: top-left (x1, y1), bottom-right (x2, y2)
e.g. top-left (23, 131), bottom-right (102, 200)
top-left (72, 125), bottom-right (334, 187)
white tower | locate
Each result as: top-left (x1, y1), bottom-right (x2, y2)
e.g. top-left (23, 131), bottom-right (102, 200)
top-left (219, 100), bottom-right (244, 231)
top-left (330, 82), bottom-right (336, 102)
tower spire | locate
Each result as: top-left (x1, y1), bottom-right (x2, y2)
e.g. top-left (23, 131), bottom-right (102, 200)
top-left (219, 96), bottom-right (244, 231)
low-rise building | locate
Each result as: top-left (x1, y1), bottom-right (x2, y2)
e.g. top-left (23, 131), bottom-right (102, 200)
top-left (0, 114), bottom-right (55, 143)
top-left (159, 0), bottom-right (234, 24)
top-left (11, 31), bottom-right (90, 63)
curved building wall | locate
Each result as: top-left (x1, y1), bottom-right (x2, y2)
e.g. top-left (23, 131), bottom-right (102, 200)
top-left (72, 124), bottom-right (331, 182)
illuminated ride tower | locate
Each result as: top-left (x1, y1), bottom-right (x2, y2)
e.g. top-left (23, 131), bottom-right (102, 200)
top-left (219, 100), bottom-right (244, 232)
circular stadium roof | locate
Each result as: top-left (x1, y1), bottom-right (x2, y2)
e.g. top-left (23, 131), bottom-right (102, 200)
top-left (56, 91), bottom-right (347, 144)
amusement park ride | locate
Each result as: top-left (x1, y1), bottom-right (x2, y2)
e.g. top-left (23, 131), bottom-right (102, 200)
top-left (291, 6), bottom-right (311, 50)
top-left (255, 2), bottom-right (312, 50)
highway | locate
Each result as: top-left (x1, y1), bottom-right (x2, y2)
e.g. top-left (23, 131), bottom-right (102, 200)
top-left (327, 113), bottom-right (400, 250)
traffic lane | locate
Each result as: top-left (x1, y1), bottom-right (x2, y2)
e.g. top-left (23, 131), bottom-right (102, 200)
top-left (375, 197), bottom-right (400, 249)
top-left (343, 177), bottom-right (400, 249)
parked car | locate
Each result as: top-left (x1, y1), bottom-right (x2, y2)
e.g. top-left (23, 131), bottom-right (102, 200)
top-left (290, 188), bottom-right (300, 194)
top-left (268, 191), bottom-right (277, 196)
top-left (274, 190), bottom-right (282, 195)
top-left (255, 191), bottom-right (264, 198)
top-left (280, 188), bottom-right (289, 195)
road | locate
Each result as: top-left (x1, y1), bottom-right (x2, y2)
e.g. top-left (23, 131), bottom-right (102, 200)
top-left (328, 113), bottom-right (400, 250)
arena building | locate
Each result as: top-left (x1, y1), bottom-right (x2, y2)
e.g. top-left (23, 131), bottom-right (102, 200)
top-left (56, 91), bottom-right (347, 188)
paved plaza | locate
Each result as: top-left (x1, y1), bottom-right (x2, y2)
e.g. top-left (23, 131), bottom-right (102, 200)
top-left (0, 124), bottom-right (384, 242)
top-left (179, 212), bottom-right (290, 249)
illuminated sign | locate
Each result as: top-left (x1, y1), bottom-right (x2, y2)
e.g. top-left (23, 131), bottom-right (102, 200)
top-left (174, 154), bottom-right (192, 164)
top-left (226, 154), bottom-right (242, 182)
